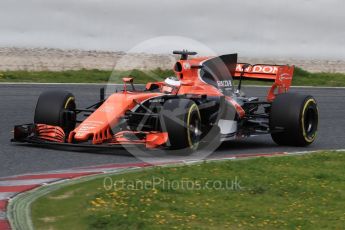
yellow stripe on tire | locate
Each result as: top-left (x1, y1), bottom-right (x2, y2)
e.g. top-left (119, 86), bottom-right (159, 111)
top-left (64, 97), bottom-right (75, 109)
top-left (186, 103), bottom-right (201, 149)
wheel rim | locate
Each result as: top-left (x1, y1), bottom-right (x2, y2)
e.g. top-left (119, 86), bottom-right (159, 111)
top-left (303, 102), bottom-right (318, 141)
top-left (62, 97), bottom-right (76, 132)
top-left (188, 111), bottom-right (201, 149)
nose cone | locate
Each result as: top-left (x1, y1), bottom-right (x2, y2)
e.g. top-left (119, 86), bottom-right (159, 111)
top-left (70, 94), bottom-right (132, 143)
top-left (68, 92), bottom-right (164, 144)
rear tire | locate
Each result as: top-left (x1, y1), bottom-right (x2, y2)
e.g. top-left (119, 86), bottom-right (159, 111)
top-left (270, 93), bottom-right (318, 146)
top-left (160, 99), bottom-right (201, 151)
top-left (34, 90), bottom-right (76, 134)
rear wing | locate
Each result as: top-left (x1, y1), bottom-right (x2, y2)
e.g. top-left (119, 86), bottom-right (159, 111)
top-left (234, 63), bottom-right (295, 101)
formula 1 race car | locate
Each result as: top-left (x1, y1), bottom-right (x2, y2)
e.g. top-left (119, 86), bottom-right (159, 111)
top-left (12, 50), bottom-right (318, 152)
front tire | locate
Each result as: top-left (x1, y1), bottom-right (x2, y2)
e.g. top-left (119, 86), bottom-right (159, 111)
top-left (34, 90), bottom-right (76, 134)
top-left (270, 93), bottom-right (318, 146)
top-left (160, 99), bottom-right (201, 151)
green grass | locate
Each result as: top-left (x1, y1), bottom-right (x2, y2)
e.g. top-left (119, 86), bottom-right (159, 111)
top-left (239, 67), bottom-right (345, 87)
top-left (292, 67), bottom-right (345, 87)
top-left (0, 68), bottom-right (174, 84)
top-left (31, 151), bottom-right (345, 229)
top-left (0, 67), bottom-right (345, 86)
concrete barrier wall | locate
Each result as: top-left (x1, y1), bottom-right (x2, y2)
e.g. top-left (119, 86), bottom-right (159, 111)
top-left (1, 47), bottom-right (344, 73)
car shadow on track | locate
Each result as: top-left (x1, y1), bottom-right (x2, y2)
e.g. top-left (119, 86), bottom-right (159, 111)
top-left (12, 136), bottom-right (281, 160)
top-left (217, 139), bottom-right (278, 151)
top-left (12, 143), bottom-right (133, 156)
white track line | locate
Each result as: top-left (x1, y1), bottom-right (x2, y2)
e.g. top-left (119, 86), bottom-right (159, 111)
top-left (245, 85), bottom-right (345, 89)
top-left (0, 82), bottom-right (345, 89)
top-left (335, 149), bottom-right (345, 152)
top-left (0, 193), bottom-right (16, 200)
top-left (0, 179), bottom-right (59, 186)
top-left (0, 82), bottom-right (108, 85)
top-left (0, 211), bottom-right (7, 220)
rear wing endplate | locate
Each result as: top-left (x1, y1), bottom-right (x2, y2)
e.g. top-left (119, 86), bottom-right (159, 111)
top-left (234, 64), bottom-right (294, 101)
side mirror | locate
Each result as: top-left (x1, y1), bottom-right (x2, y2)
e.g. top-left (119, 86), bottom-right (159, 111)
top-left (122, 76), bottom-right (136, 92)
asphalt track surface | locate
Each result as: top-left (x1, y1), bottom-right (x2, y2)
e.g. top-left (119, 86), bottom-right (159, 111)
top-left (1, 83), bottom-right (344, 177)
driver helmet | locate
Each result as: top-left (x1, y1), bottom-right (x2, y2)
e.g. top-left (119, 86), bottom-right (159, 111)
top-left (162, 76), bottom-right (181, 94)
top-left (164, 76), bottom-right (181, 87)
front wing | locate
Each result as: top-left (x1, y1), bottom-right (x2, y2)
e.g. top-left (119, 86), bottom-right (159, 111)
top-left (12, 124), bottom-right (169, 149)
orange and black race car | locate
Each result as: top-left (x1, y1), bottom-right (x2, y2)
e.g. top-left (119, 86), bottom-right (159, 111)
top-left (12, 50), bottom-right (318, 152)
